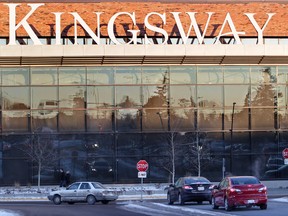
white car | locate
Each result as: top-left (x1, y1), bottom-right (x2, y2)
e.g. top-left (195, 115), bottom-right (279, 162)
top-left (48, 182), bottom-right (118, 205)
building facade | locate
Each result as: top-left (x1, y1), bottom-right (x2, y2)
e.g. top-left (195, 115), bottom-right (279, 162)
top-left (0, 0), bottom-right (288, 185)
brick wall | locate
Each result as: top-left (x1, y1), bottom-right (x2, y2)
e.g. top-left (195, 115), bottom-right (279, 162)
top-left (0, 2), bottom-right (287, 37)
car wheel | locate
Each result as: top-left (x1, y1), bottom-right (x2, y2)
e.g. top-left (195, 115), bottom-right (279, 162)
top-left (53, 195), bottom-right (61, 205)
top-left (224, 198), bottom-right (232, 211)
top-left (260, 204), bottom-right (267, 210)
top-left (87, 195), bottom-right (96, 205)
top-left (101, 200), bottom-right (109, 204)
top-left (178, 193), bottom-right (185, 205)
top-left (167, 193), bottom-right (174, 205)
top-left (212, 197), bottom-right (219, 209)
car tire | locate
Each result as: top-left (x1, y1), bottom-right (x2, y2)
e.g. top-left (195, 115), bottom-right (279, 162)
top-left (87, 195), bottom-right (96, 205)
top-left (224, 198), bottom-right (232, 211)
top-left (53, 195), bottom-right (61, 205)
top-left (178, 193), bottom-right (185, 205)
top-left (167, 193), bottom-right (174, 205)
top-left (260, 204), bottom-right (267, 210)
top-left (212, 197), bottom-right (219, 209)
top-left (101, 200), bottom-right (109, 204)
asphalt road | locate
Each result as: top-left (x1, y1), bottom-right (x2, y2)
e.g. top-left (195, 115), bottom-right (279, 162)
top-left (0, 198), bottom-right (288, 216)
top-left (0, 201), bottom-right (148, 216)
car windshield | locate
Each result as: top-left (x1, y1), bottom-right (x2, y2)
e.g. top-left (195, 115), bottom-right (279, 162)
top-left (184, 177), bottom-right (210, 184)
top-left (91, 182), bottom-right (106, 189)
top-left (231, 177), bottom-right (260, 185)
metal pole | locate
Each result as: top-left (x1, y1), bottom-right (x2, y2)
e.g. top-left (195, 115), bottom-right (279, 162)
top-left (140, 177), bottom-right (143, 202)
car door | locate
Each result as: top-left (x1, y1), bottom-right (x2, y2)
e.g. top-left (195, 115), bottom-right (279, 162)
top-left (77, 183), bottom-right (91, 201)
top-left (61, 182), bottom-right (81, 202)
top-left (170, 178), bottom-right (182, 201)
top-left (214, 178), bottom-right (227, 206)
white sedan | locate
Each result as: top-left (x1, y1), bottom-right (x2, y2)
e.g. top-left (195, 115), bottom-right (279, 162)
top-left (48, 182), bottom-right (118, 205)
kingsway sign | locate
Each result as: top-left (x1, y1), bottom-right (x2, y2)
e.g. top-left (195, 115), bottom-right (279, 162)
top-left (2, 3), bottom-right (277, 46)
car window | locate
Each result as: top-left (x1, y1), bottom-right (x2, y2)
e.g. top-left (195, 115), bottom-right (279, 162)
top-left (80, 183), bottom-right (91, 190)
top-left (67, 183), bottom-right (80, 190)
top-left (231, 177), bottom-right (260, 185)
top-left (175, 178), bottom-right (182, 187)
top-left (184, 177), bottom-right (210, 184)
top-left (91, 182), bottom-right (105, 189)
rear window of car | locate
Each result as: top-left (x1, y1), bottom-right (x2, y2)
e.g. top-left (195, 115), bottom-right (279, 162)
top-left (184, 177), bottom-right (210, 184)
top-left (231, 177), bottom-right (260, 185)
top-left (91, 182), bottom-right (106, 189)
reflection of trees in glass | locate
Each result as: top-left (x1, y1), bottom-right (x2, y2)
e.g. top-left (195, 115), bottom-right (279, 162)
top-left (21, 128), bottom-right (58, 192)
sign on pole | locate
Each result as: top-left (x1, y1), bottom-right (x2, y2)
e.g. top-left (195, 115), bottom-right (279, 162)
top-left (282, 148), bottom-right (288, 159)
top-left (137, 160), bottom-right (149, 172)
top-left (137, 160), bottom-right (149, 202)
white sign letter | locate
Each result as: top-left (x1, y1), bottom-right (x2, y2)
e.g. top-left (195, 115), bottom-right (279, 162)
top-left (6, 3), bottom-right (44, 45)
top-left (144, 12), bottom-right (168, 44)
top-left (215, 13), bottom-right (245, 44)
top-left (245, 13), bottom-right (275, 45)
top-left (70, 12), bottom-right (102, 45)
top-left (171, 12), bottom-right (214, 44)
top-left (108, 12), bottom-right (136, 45)
top-left (52, 12), bottom-right (63, 45)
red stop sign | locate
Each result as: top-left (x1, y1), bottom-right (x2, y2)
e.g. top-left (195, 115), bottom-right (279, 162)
top-left (137, 160), bottom-right (149, 172)
top-left (283, 148), bottom-right (288, 159)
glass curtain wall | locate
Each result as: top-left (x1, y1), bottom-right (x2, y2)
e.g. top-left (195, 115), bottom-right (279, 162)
top-left (0, 65), bottom-right (287, 185)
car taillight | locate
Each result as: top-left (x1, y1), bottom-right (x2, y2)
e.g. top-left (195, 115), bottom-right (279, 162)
top-left (229, 187), bottom-right (241, 193)
top-left (258, 186), bottom-right (267, 193)
top-left (183, 185), bottom-right (192, 190)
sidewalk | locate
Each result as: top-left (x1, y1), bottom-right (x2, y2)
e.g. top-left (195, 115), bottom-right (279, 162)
top-left (0, 183), bottom-right (287, 202)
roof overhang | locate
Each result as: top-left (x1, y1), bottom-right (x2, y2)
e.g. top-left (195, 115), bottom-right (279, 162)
top-left (0, 44), bottom-right (288, 66)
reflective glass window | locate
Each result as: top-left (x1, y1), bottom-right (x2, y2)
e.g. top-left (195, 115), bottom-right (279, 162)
top-left (197, 85), bottom-right (223, 108)
top-left (224, 85), bottom-right (250, 108)
top-left (142, 85), bottom-right (168, 108)
top-left (142, 109), bottom-right (167, 131)
top-left (250, 66), bottom-right (276, 84)
top-left (31, 110), bottom-right (58, 132)
top-left (58, 110), bottom-right (85, 131)
top-left (2, 68), bottom-right (29, 86)
top-left (198, 108), bottom-right (223, 130)
top-left (59, 86), bottom-right (85, 109)
top-left (59, 67), bottom-right (86, 85)
top-left (117, 134), bottom-right (142, 156)
top-left (251, 108), bottom-right (275, 129)
top-left (87, 67), bottom-right (114, 85)
top-left (2, 87), bottom-right (30, 110)
top-left (170, 108), bottom-right (195, 131)
top-left (142, 67), bottom-right (168, 84)
top-left (31, 67), bottom-right (58, 85)
top-left (223, 66), bottom-right (250, 84)
top-left (278, 66), bottom-right (288, 84)
top-left (170, 66), bottom-right (196, 84)
top-left (115, 67), bottom-right (141, 84)
top-left (116, 86), bottom-right (141, 107)
top-left (116, 109), bottom-right (141, 132)
top-left (2, 111), bottom-right (29, 132)
top-left (31, 87), bottom-right (58, 109)
top-left (250, 85), bottom-right (276, 107)
top-left (224, 107), bottom-right (249, 130)
top-left (197, 66), bottom-right (223, 84)
top-left (86, 109), bottom-right (113, 132)
top-left (87, 86), bottom-right (114, 108)
top-left (170, 85), bottom-right (196, 108)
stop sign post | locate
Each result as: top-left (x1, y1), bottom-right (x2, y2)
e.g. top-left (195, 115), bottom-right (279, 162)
top-left (137, 160), bottom-right (148, 202)
top-left (283, 148), bottom-right (288, 165)
top-left (137, 160), bottom-right (149, 172)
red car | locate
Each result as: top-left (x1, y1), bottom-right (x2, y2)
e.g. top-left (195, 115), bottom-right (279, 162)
top-left (212, 176), bottom-right (267, 211)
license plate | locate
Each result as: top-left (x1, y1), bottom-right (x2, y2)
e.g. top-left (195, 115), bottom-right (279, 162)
top-left (198, 186), bottom-right (204, 191)
top-left (247, 200), bottom-right (255, 204)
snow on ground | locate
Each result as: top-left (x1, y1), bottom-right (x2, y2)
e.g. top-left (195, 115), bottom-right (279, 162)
top-left (0, 210), bottom-right (22, 216)
top-left (271, 197), bottom-right (288, 203)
